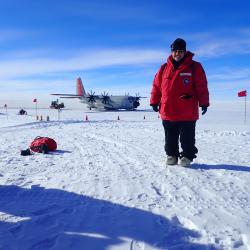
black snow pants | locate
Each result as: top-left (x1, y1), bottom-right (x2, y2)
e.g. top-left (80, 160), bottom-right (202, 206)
top-left (162, 120), bottom-right (198, 161)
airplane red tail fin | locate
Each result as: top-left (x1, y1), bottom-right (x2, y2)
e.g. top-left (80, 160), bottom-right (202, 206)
top-left (76, 77), bottom-right (86, 96)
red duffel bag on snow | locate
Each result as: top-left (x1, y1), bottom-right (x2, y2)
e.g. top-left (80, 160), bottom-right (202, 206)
top-left (30, 136), bottom-right (57, 154)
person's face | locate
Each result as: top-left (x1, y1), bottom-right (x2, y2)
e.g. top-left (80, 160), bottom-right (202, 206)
top-left (171, 50), bottom-right (186, 62)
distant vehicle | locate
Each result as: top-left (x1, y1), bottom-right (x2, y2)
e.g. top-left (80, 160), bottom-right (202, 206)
top-left (51, 77), bottom-right (146, 110)
top-left (18, 109), bottom-right (27, 115)
top-left (50, 100), bottom-right (65, 109)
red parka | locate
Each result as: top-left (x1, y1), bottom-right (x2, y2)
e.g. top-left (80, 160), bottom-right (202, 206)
top-left (150, 51), bottom-right (209, 121)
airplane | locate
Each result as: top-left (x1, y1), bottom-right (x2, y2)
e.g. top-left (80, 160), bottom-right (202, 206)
top-left (51, 77), bottom-right (146, 111)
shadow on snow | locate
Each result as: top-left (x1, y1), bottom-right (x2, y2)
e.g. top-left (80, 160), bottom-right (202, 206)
top-left (190, 164), bottom-right (250, 172)
top-left (51, 150), bottom-right (72, 155)
top-left (0, 185), bottom-right (216, 250)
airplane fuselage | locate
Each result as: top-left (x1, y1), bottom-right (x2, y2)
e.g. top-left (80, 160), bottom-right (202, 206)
top-left (79, 95), bottom-right (140, 110)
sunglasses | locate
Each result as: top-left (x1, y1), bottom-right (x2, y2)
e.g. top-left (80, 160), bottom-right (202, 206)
top-left (171, 50), bottom-right (185, 54)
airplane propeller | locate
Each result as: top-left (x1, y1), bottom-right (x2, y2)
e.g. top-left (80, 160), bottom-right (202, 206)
top-left (101, 91), bottom-right (110, 104)
top-left (86, 90), bottom-right (96, 103)
top-left (135, 93), bottom-right (141, 101)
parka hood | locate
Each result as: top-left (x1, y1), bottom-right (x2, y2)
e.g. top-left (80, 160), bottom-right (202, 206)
top-left (167, 51), bottom-right (194, 69)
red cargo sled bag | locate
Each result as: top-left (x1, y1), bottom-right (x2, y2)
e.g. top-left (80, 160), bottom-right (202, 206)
top-left (30, 136), bottom-right (57, 154)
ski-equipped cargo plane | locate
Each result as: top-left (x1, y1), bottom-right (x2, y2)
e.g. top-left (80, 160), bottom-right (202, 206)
top-left (51, 77), bottom-right (146, 110)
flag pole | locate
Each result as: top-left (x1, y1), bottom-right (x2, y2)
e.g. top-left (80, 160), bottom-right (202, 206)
top-left (36, 101), bottom-right (37, 117)
top-left (4, 104), bottom-right (8, 119)
top-left (244, 95), bottom-right (247, 124)
top-left (238, 90), bottom-right (247, 124)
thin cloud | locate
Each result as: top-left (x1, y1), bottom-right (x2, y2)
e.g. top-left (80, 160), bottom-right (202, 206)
top-left (195, 39), bottom-right (250, 58)
top-left (208, 68), bottom-right (250, 81)
top-left (208, 68), bottom-right (250, 97)
top-left (207, 66), bottom-right (250, 96)
top-left (0, 48), bottom-right (166, 79)
top-left (59, 2), bottom-right (191, 27)
top-left (0, 29), bottom-right (28, 43)
top-left (62, 2), bottom-right (152, 21)
top-left (190, 30), bottom-right (250, 58)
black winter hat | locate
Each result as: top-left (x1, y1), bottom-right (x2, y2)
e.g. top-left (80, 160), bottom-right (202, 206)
top-left (171, 38), bottom-right (186, 51)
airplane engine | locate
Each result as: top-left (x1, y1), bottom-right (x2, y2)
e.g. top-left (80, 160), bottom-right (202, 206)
top-left (133, 101), bottom-right (140, 108)
top-left (133, 94), bottom-right (142, 108)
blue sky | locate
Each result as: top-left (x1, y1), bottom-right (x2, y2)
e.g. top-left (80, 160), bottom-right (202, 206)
top-left (0, 0), bottom-right (250, 107)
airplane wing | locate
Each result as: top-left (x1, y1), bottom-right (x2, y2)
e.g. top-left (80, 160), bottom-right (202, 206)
top-left (51, 94), bottom-right (82, 98)
top-left (60, 96), bottom-right (82, 99)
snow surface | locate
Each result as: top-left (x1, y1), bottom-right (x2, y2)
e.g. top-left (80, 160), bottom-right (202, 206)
top-left (0, 102), bottom-right (250, 250)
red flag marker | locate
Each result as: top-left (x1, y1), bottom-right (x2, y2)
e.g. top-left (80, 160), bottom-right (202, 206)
top-left (238, 90), bottom-right (247, 97)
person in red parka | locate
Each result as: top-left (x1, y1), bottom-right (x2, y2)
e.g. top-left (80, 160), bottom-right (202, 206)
top-left (150, 38), bottom-right (209, 167)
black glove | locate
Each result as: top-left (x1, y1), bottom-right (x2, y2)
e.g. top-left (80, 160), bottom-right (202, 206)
top-left (201, 105), bottom-right (208, 115)
top-left (150, 104), bottom-right (159, 112)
